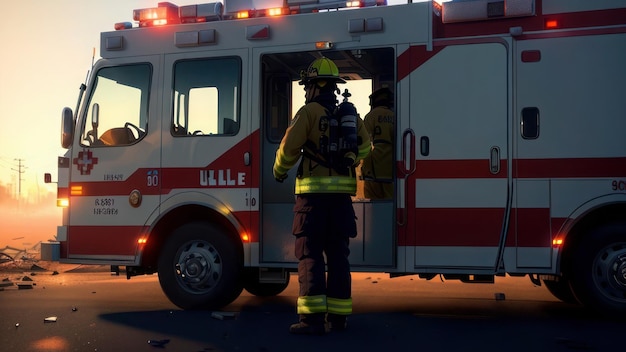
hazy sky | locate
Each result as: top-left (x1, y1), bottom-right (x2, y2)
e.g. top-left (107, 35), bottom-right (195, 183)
top-left (0, 0), bottom-right (200, 199)
top-left (0, 0), bottom-right (410, 199)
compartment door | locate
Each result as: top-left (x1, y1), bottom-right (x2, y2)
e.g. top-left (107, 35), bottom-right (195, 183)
top-left (408, 42), bottom-right (510, 270)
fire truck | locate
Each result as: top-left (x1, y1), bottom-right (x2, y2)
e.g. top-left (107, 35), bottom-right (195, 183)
top-left (47, 0), bottom-right (626, 315)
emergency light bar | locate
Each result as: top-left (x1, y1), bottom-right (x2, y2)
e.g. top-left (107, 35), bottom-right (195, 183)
top-left (442, 0), bottom-right (534, 24)
top-left (233, 6), bottom-right (290, 20)
top-left (134, 2), bottom-right (181, 27)
top-left (116, 0), bottom-right (387, 30)
top-left (180, 2), bottom-right (224, 23)
top-left (284, 0), bottom-right (386, 14)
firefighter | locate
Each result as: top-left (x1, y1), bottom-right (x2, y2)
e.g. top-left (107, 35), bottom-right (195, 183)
top-left (361, 87), bottom-right (395, 200)
top-left (273, 57), bottom-right (371, 335)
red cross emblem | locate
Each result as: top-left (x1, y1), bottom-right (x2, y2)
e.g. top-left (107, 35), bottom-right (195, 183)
top-left (73, 149), bottom-right (99, 175)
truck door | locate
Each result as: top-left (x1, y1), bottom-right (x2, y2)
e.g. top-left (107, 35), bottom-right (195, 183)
top-left (68, 57), bottom-right (161, 263)
top-left (161, 50), bottom-right (250, 233)
top-left (408, 42), bottom-right (510, 270)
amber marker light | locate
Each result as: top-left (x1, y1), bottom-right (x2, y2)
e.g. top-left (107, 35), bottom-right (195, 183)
top-left (552, 238), bottom-right (564, 247)
top-left (545, 19), bottom-right (559, 29)
top-left (57, 198), bottom-right (69, 207)
top-left (236, 11), bottom-right (250, 19)
top-left (70, 185), bottom-right (83, 196)
top-left (267, 7), bottom-right (285, 16)
top-left (315, 41), bottom-right (333, 50)
top-left (241, 232), bottom-right (250, 242)
top-left (137, 238), bottom-right (148, 245)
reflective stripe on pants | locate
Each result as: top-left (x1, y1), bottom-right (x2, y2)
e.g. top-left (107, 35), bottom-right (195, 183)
top-left (297, 295), bottom-right (327, 315)
top-left (327, 297), bottom-right (352, 315)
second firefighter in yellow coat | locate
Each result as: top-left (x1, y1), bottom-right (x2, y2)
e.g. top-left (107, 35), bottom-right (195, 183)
top-left (361, 87), bottom-right (395, 199)
top-left (273, 57), bottom-right (370, 335)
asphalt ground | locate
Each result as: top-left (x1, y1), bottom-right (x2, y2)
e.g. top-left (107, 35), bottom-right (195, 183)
top-left (1, 261), bottom-right (624, 352)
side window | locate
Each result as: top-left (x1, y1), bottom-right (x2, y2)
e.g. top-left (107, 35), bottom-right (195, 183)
top-left (81, 64), bottom-right (151, 147)
top-left (172, 57), bottom-right (241, 136)
top-left (521, 107), bottom-right (540, 139)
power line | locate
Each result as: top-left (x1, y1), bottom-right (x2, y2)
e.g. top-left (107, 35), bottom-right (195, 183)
top-left (0, 156), bottom-right (14, 169)
top-left (11, 158), bottom-right (26, 198)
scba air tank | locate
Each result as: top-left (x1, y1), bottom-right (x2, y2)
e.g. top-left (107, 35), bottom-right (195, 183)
top-left (335, 101), bottom-right (358, 168)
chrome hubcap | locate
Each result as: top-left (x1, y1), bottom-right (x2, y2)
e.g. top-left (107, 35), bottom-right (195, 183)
top-left (593, 243), bottom-right (626, 301)
top-left (174, 241), bottom-right (222, 294)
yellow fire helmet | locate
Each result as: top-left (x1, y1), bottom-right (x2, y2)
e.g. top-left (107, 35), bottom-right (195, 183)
top-left (299, 57), bottom-right (346, 87)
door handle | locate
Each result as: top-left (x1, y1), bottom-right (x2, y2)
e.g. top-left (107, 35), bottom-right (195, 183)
top-left (490, 146), bottom-right (500, 174)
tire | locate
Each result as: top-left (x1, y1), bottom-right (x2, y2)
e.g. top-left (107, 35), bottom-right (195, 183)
top-left (157, 222), bottom-right (243, 310)
top-left (243, 269), bottom-right (291, 297)
top-left (542, 278), bottom-right (579, 304)
top-left (568, 222), bottom-right (626, 315)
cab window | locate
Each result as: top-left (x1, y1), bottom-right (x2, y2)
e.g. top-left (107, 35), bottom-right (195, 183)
top-left (172, 57), bottom-right (241, 136)
top-left (81, 64), bottom-right (151, 147)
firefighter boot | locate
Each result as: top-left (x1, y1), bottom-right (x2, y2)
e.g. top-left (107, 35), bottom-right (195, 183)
top-left (327, 314), bottom-right (347, 332)
top-left (289, 313), bottom-right (327, 335)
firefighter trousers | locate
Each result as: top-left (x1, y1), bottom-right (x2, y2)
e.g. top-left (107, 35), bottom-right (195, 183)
top-left (292, 193), bottom-right (356, 325)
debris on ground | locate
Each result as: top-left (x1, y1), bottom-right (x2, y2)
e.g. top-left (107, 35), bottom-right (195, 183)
top-left (0, 253), bottom-right (12, 265)
top-left (17, 283), bottom-right (33, 290)
top-left (44, 316), bottom-right (58, 323)
top-left (211, 312), bottom-right (237, 320)
top-left (0, 244), bottom-right (41, 269)
top-left (147, 339), bottom-right (170, 347)
top-left (30, 264), bottom-right (47, 271)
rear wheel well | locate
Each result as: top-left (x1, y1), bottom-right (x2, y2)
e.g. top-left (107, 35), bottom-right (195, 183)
top-left (140, 204), bottom-right (242, 271)
top-left (561, 203), bottom-right (626, 278)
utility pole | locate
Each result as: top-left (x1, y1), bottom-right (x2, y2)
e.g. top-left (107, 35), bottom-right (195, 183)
top-left (12, 158), bottom-right (26, 199)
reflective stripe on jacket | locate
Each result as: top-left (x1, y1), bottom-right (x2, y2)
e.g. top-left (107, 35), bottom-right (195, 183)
top-left (274, 100), bottom-right (370, 195)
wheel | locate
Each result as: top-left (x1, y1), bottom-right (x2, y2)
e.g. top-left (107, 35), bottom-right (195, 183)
top-left (542, 278), bottom-right (579, 304)
top-left (243, 268), bottom-right (290, 297)
top-left (158, 222), bottom-right (243, 310)
top-left (568, 222), bottom-right (626, 315)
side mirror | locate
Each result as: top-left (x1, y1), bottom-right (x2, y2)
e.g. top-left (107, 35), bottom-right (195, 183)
top-left (61, 107), bottom-right (74, 149)
top-left (44, 173), bottom-right (52, 184)
top-left (91, 103), bottom-right (99, 129)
